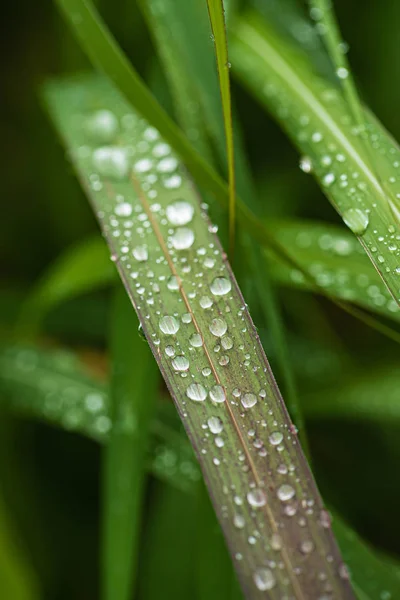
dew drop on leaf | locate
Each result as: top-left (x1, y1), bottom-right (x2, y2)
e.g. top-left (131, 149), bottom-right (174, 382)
top-left (171, 356), bottom-right (189, 371)
top-left (166, 201), bottom-right (194, 226)
top-left (186, 383), bottom-right (207, 402)
top-left (86, 110), bottom-right (118, 143)
top-left (209, 318), bottom-right (228, 337)
top-left (209, 385), bottom-right (226, 403)
top-left (277, 484), bottom-right (295, 502)
top-left (210, 277), bottom-right (232, 296)
top-left (342, 208), bottom-right (369, 235)
top-left (241, 393), bottom-right (257, 409)
top-left (207, 416), bottom-right (223, 434)
top-left (159, 316), bottom-right (180, 335)
top-left (171, 227), bottom-right (195, 249)
top-left (247, 488), bottom-right (266, 508)
top-left (92, 146), bottom-right (129, 180)
top-left (132, 245), bottom-right (148, 262)
top-left (253, 567), bottom-right (276, 591)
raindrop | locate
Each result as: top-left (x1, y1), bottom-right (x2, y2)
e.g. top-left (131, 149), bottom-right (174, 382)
top-left (269, 431), bottom-right (283, 446)
top-left (202, 367), bottom-right (212, 377)
top-left (208, 416), bottom-right (223, 434)
top-left (234, 514), bottom-right (245, 529)
top-left (277, 484), bottom-right (295, 502)
top-left (200, 296), bottom-right (213, 309)
top-left (171, 227), bottom-right (195, 250)
top-left (182, 313), bottom-right (192, 324)
top-left (157, 157), bottom-right (178, 173)
top-left (92, 146), bottom-right (129, 180)
top-left (342, 208), bottom-right (369, 235)
top-left (253, 568), bottom-right (276, 591)
top-left (166, 201), bottom-right (194, 226)
top-left (172, 356), bottom-right (189, 371)
top-left (209, 385), bottom-right (226, 403)
top-left (209, 318), bottom-right (228, 337)
top-left (210, 277), bottom-right (232, 296)
top-left (186, 383), bottom-right (207, 402)
top-left (241, 393), bottom-right (257, 409)
top-left (336, 67), bottom-right (349, 79)
top-left (115, 202), bottom-right (132, 217)
top-left (132, 246), bottom-right (148, 262)
top-left (189, 333), bottom-right (203, 347)
top-left (247, 488), bottom-right (266, 508)
top-left (221, 336), bottom-right (233, 350)
top-left (134, 158), bottom-right (153, 173)
top-left (167, 275), bottom-right (179, 291)
top-left (299, 156), bottom-right (313, 173)
top-left (165, 345), bottom-right (175, 357)
top-left (86, 110), bottom-right (119, 143)
top-left (300, 540), bottom-right (315, 554)
top-left (159, 316), bottom-right (180, 335)
top-left (323, 173), bottom-right (335, 187)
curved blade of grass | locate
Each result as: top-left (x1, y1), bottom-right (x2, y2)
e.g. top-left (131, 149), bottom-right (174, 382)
top-left (17, 236), bottom-right (112, 337)
top-left (101, 289), bottom-right (158, 600)
top-left (140, 0), bottom-right (307, 445)
top-left (265, 219), bottom-right (400, 324)
top-left (206, 0), bottom-right (236, 255)
top-left (231, 12), bottom-right (400, 306)
top-left (1, 342), bottom-right (399, 598)
top-left (43, 74), bottom-right (354, 599)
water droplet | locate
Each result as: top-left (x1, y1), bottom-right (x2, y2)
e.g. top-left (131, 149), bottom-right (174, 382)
top-left (86, 110), bottom-right (118, 143)
top-left (132, 245), bottom-right (148, 262)
top-left (200, 296), bottom-right (213, 309)
top-left (271, 533), bottom-right (282, 550)
top-left (209, 318), bottom-right (227, 337)
top-left (202, 367), bottom-right (212, 377)
top-left (253, 568), bottom-right (276, 591)
top-left (277, 484), bottom-right (295, 501)
top-left (93, 146), bottom-right (129, 180)
top-left (159, 316), bottom-right (180, 335)
top-left (221, 336), bottom-right (233, 350)
top-left (300, 540), bottom-right (315, 554)
top-left (182, 313), bottom-right (192, 324)
top-left (165, 345), bottom-right (175, 357)
top-left (336, 67), bottom-right (349, 79)
top-left (171, 227), bottom-right (195, 250)
top-left (241, 393), bottom-right (257, 409)
top-left (210, 277), bottom-right (232, 296)
top-left (167, 275), bottom-right (179, 291)
top-left (189, 333), bottom-right (203, 347)
top-left (209, 385), bottom-right (226, 403)
top-left (134, 158), bottom-right (153, 173)
top-left (166, 201), bottom-right (194, 226)
top-left (186, 383), bottom-right (207, 402)
top-left (234, 514), bottom-right (245, 529)
top-left (247, 488), bottom-right (266, 508)
top-left (115, 202), bottom-right (132, 217)
top-left (157, 157), bottom-right (178, 173)
top-left (342, 208), bottom-right (369, 235)
top-left (323, 173), bottom-right (335, 187)
top-left (208, 416), bottom-right (223, 433)
top-left (172, 356), bottom-right (189, 371)
top-left (269, 431), bottom-right (283, 446)
top-left (299, 156), bottom-right (313, 173)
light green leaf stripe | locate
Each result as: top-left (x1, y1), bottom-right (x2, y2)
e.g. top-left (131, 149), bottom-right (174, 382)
top-left (42, 73), bottom-right (353, 598)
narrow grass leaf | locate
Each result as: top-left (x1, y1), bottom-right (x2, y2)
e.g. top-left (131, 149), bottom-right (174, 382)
top-left (265, 219), bottom-right (400, 324)
top-left (17, 236), bottom-right (111, 336)
top-left (231, 12), bottom-right (400, 306)
top-left (101, 289), bottom-right (158, 600)
top-left (206, 0), bottom-right (236, 254)
top-left (43, 74), bottom-right (353, 599)
top-left (1, 342), bottom-right (399, 598)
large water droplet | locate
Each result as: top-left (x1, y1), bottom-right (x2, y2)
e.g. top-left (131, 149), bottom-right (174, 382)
top-left (269, 431), bottom-right (283, 446)
top-left (241, 393), bottom-right (257, 409)
top-left (159, 316), bottom-right (180, 335)
top-left (186, 383), bottom-right (207, 402)
top-left (166, 201), bottom-right (194, 226)
top-left (247, 488), bottom-right (266, 508)
top-left (172, 356), bottom-right (189, 371)
top-left (342, 208), bottom-right (369, 235)
top-left (157, 157), bottom-right (178, 173)
top-left (171, 227), bottom-right (195, 250)
top-left (115, 202), bottom-right (132, 217)
top-left (132, 245), bottom-right (148, 262)
top-left (277, 484), bottom-right (295, 502)
top-left (86, 110), bottom-right (118, 143)
top-left (253, 567), bottom-right (276, 591)
top-left (208, 416), bottom-right (223, 434)
top-left (92, 146), bottom-right (129, 180)
top-left (209, 385), bottom-right (226, 403)
top-left (209, 318), bottom-right (227, 337)
top-left (210, 277), bottom-right (232, 296)
top-left (189, 333), bottom-right (203, 347)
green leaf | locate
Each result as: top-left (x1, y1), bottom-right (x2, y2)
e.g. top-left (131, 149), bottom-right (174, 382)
top-left (231, 11), bottom-right (400, 307)
top-left (266, 219), bottom-right (400, 324)
top-left (101, 289), bottom-right (159, 600)
top-left (206, 0), bottom-right (236, 254)
top-left (43, 73), bottom-right (353, 598)
top-left (18, 235), bottom-right (112, 336)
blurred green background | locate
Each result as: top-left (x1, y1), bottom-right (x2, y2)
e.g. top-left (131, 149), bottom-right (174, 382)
top-left (1, 0), bottom-right (400, 598)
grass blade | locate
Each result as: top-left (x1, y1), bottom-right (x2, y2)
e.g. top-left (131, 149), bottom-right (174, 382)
top-left (1, 342), bottom-right (399, 598)
top-left (231, 11), bottom-right (400, 306)
top-left (206, 0), bottom-right (236, 255)
top-left (101, 289), bottom-right (158, 600)
top-left (43, 73), bottom-right (353, 599)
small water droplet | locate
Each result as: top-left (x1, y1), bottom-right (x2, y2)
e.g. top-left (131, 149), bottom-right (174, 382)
top-left (209, 318), bottom-right (228, 337)
top-left (167, 275), bottom-right (179, 291)
top-left (299, 156), bottom-right (313, 173)
top-left (234, 514), bottom-right (245, 529)
top-left (342, 208), bottom-right (369, 235)
top-left (189, 333), bottom-right (203, 347)
top-left (247, 488), bottom-right (266, 508)
top-left (208, 416), bottom-right (223, 433)
top-left (115, 202), bottom-right (132, 217)
top-left (172, 356), bottom-right (189, 371)
top-left (241, 393), bottom-right (257, 409)
top-left (200, 296), bottom-right (213, 309)
top-left (132, 245), bottom-right (148, 262)
top-left (92, 146), bottom-right (129, 180)
top-left (210, 277), bottom-right (232, 296)
top-left (209, 385), bottom-right (226, 403)
top-left (171, 227), bottom-right (195, 250)
top-left (221, 336), bottom-right (233, 350)
top-left (253, 567), bottom-right (275, 591)
top-left (86, 110), bottom-right (119, 143)
top-left (159, 316), bottom-right (180, 335)
top-left (166, 201), bottom-right (194, 226)
top-left (186, 383), bottom-right (207, 402)
top-left (165, 345), bottom-right (175, 357)
top-left (277, 484), bottom-right (295, 502)
top-left (269, 431), bottom-right (283, 446)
